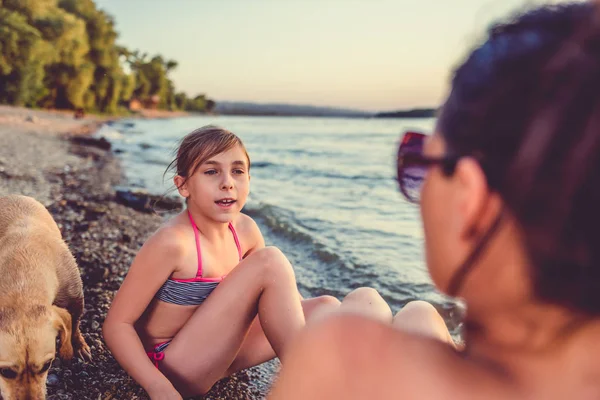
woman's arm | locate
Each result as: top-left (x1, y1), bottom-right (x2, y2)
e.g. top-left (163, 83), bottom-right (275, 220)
top-left (102, 227), bottom-right (185, 397)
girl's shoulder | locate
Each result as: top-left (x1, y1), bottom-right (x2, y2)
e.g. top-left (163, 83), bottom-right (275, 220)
top-left (232, 213), bottom-right (264, 255)
top-left (232, 213), bottom-right (260, 235)
top-left (143, 214), bottom-right (192, 256)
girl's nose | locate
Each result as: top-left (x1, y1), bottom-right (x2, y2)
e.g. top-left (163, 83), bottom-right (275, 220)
top-left (221, 174), bottom-right (234, 190)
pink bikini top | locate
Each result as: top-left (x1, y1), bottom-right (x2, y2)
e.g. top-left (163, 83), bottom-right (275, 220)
top-left (154, 211), bottom-right (242, 305)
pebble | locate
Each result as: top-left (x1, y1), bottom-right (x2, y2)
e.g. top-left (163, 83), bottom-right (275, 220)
top-left (47, 374), bottom-right (60, 386)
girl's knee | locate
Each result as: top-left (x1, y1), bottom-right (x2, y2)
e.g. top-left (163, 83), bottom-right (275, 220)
top-left (393, 301), bottom-right (452, 344)
top-left (250, 246), bottom-right (295, 277)
top-left (315, 295), bottom-right (341, 307)
top-left (341, 287), bottom-right (392, 323)
top-left (395, 300), bottom-right (442, 322)
top-left (303, 295), bottom-right (341, 325)
top-left (252, 246), bottom-right (285, 262)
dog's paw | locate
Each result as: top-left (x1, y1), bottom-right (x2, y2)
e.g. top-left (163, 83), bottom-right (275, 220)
top-left (73, 334), bottom-right (93, 362)
top-left (76, 344), bottom-right (92, 362)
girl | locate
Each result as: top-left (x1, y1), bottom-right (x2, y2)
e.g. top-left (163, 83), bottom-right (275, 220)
top-left (271, 2), bottom-right (600, 399)
top-left (102, 125), bottom-right (342, 399)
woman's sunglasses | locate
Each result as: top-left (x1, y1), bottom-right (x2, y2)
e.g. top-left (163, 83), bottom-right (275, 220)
top-left (396, 131), bottom-right (459, 203)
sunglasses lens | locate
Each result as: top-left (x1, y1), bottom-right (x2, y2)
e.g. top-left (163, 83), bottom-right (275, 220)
top-left (398, 131), bottom-right (427, 203)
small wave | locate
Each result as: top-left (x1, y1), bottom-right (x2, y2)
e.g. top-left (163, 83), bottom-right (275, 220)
top-left (251, 161), bottom-right (275, 168)
top-left (243, 203), bottom-right (315, 245)
top-left (285, 148), bottom-right (337, 158)
top-left (94, 125), bottom-right (123, 140)
top-left (253, 162), bottom-right (389, 182)
top-left (244, 202), bottom-right (351, 269)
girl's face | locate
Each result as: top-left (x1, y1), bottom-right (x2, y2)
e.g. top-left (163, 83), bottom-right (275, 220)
top-left (175, 144), bottom-right (250, 223)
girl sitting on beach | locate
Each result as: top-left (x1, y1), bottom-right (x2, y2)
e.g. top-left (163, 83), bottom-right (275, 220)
top-left (103, 125), bottom-right (351, 399)
top-left (270, 2), bottom-right (600, 399)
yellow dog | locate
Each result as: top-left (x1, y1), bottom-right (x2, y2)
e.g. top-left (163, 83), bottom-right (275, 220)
top-left (0, 195), bottom-right (91, 400)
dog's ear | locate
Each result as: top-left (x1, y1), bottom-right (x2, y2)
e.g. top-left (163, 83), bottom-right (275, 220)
top-left (51, 306), bottom-right (73, 360)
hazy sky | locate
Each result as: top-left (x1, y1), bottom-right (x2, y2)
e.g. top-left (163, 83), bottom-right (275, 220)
top-left (95, 0), bottom-right (561, 111)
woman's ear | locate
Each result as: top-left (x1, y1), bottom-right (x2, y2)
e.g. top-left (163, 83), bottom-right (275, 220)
top-left (174, 175), bottom-right (189, 198)
top-left (454, 157), bottom-right (499, 240)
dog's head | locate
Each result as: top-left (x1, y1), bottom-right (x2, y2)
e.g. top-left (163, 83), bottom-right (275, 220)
top-left (0, 305), bottom-right (73, 400)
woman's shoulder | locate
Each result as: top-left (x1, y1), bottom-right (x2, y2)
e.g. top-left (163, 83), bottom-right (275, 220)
top-left (271, 314), bottom-right (515, 399)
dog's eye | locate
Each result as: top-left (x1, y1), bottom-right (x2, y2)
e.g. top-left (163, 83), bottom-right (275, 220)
top-left (0, 368), bottom-right (17, 379)
top-left (39, 360), bottom-right (52, 374)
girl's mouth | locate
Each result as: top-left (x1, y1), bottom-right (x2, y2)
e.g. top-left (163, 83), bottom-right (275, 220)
top-left (215, 199), bottom-right (236, 208)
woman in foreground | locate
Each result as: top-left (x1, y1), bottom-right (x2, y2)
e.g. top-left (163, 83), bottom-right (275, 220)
top-left (270, 2), bottom-right (600, 399)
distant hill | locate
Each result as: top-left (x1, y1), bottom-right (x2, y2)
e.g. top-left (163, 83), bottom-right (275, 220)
top-left (213, 101), bottom-right (372, 118)
top-left (374, 108), bottom-right (438, 118)
top-left (213, 101), bottom-right (438, 119)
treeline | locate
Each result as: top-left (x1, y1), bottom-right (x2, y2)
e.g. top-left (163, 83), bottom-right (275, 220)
top-left (0, 0), bottom-right (214, 114)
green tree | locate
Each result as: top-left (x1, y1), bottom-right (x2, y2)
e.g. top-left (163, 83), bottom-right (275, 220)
top-left (0, 9), bottom-right (55, 106)
top-left (0, 0), bottom-right (215, 113)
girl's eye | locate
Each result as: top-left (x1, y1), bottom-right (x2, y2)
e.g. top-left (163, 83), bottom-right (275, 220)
top-left (233, 169), bottom-right (245, 175)
top-left (204, 170), bottom-right (218, 176)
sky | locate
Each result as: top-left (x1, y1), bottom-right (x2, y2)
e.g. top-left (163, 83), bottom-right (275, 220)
top-left (95, 0), bottom-right (565, 111)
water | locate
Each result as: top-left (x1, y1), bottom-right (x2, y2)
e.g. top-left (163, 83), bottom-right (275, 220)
top-left (98, 115), bottom-right (462, 331)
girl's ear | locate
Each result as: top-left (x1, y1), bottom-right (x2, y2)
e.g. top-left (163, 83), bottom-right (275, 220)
top-left (174, 175), bottom-right (189, 198)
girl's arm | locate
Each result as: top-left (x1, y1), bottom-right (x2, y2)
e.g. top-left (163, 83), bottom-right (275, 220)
top-left (102, 227), bottom-right (185, 398)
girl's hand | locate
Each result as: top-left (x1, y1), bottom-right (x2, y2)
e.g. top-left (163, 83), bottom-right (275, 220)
top-left (147, 381), bottom-right (183, 400)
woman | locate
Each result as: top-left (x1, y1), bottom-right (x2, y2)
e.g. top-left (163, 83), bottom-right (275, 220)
top-left (270, 2), bottom-right (600, 399)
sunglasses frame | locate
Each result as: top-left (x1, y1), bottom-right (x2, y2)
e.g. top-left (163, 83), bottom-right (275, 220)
top-left (396, 131), bottom-right (459, 204)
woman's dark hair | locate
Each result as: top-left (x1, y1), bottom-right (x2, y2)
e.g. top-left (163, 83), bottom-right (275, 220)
top-left (438, 1), bottom-right (600, 315)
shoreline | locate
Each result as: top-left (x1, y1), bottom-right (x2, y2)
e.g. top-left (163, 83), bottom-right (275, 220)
top-left (0, 106), bottom-right (268, 399)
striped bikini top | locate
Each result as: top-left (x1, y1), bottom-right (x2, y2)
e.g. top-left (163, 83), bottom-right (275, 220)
top-left (155, 211), bottom-right (242, 306)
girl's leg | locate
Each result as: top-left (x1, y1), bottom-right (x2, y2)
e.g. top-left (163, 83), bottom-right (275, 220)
top-left (226, 295), bottom-right (341, 375)
top-left (159, 247), bottom-right (305, 396)
top-left (392, 300), bottom-right (456, 347)
top-left (308, 287), bottom-right (393, 325)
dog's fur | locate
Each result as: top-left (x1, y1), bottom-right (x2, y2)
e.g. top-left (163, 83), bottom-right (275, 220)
top-left (0, 195), bottom-right (91, 400)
